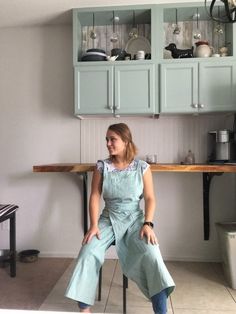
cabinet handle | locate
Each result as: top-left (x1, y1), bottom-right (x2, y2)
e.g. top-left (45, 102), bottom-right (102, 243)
top-left (198, 103), bottom-right (204, 109)
top-left (191, 104), bottom-right (198, 109)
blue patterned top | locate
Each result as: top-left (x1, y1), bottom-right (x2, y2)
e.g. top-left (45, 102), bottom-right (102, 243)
top-left (96, 158), bottom-right (149, 174)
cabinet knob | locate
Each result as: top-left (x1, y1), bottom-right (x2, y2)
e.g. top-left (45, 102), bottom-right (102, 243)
top-left (191, 104), bottom-right (198, 109)
top-left (198, 103), bottom-right (204, 109)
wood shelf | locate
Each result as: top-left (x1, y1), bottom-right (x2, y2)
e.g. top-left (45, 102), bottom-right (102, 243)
top-left (33, 163), bottom-right (236, 173)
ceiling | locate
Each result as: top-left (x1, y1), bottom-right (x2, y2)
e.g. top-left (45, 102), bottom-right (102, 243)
top-left (0, 0), bottom-right (198, 28)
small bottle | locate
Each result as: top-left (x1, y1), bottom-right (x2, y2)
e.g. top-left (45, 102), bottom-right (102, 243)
top-left (185, 150), bottom-right (195, 164)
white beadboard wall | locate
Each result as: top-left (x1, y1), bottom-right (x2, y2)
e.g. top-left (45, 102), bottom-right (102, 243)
top-left (80, 114), bottom-right (236, 261)
top-left (80, 114), bottom-right (234, 163)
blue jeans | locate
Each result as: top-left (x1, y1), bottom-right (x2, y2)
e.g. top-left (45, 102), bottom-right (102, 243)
top-left (151, 289), bottom-right (168, 314)
top-left (78, 301), bottom-right (90, 310)
top-left (78, 288), bottom-right (167, 313)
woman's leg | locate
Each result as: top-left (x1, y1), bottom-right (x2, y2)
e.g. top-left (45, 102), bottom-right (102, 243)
top-left (118, 222), bottom-right (175, 312)
top-left (65, 216), bottom-right (115, 306)
top-left (151, 289), bottom-right (168, 314)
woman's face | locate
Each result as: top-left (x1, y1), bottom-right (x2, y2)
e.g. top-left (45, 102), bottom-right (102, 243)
top-left (106, 130), bottom-right (126, 157)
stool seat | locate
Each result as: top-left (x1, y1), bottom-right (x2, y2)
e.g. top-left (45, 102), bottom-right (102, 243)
top-left (0, 204), bottom-right (18, 221)
top-left (0, 204), bottom-right (18, 277)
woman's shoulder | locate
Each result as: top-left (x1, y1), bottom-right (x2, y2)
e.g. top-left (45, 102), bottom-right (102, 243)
top-left (134, 159), bottom-right (150, 174)
top-left (96, 159), bottom-right (111, 173)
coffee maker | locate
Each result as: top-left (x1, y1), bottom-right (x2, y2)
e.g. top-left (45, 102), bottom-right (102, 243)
top-left (208, 129), bottom-right (236, 163)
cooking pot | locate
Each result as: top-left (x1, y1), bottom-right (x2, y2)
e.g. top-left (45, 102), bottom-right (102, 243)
top-left (81, 49), bottom-right (107, 61)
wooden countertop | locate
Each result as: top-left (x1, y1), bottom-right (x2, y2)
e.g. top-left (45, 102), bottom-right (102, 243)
top-left (33, 163), bottom-right (236, 173)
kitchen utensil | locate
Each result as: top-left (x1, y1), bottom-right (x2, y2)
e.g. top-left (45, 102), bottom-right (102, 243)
top-left (90, 13), bottom-right (97, 40)
top-left (110, 11), bottom-right (119, 43)
top-left (111, 48), bottom-right (127, 60)
top-left (129, 10), bottom-right (138, 38)
top-left (193, 9), bottom-right (201, 40)
top-left (107, 55), bottom-right (118, 61)
top-left (173, 8), bottom-right (181, 35)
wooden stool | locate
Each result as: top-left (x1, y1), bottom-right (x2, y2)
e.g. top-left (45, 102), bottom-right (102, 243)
top-left (0, 204), bottom-right (18, 277)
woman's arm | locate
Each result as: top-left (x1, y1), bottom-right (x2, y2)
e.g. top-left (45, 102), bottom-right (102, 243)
top-left (82, 168), bottom-right (102, 245)
top-left (140, 167), bottom-right (158, 245)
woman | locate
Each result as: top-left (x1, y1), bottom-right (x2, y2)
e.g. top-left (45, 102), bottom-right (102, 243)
top-left (65, 123), bottom-right (175, 313)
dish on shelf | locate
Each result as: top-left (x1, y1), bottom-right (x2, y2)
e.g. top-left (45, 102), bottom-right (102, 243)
top-left (125, 36), bottom-right (151, 59)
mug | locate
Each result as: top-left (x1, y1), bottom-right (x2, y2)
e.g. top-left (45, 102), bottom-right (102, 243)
top-left (146, 154), bottom-right (157, 164)
top-left (136, 50), bottom-right (145, 60)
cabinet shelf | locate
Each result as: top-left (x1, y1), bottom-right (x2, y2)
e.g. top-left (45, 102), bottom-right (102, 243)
top-left (163, 6), bottom-right (234, 59)
top-left (73, 8), bottom-right (151, 63)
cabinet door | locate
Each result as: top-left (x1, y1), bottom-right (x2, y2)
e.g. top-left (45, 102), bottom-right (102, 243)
top-left (114, 64), bottom-right (155, 115)
top-left (74, 66), bottom-right (113, 115)
top-left (199, 61), bottom-right (236, 112)
top-left (160, 62), bottom-right (198, 113)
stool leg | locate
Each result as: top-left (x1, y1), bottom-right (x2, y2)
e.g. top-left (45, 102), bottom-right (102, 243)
top-left (98, 267), bottom-right (102, 301)
top-left (123, 275), bottom-right (127, 314)
top-left (9, 213), bottom-right (16, 277)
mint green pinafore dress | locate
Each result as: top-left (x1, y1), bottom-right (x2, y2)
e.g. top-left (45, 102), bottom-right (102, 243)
top-left (65, 159), bottom-right (175, 305)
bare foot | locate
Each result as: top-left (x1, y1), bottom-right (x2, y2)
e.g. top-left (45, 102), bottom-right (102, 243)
top-left (79, 308), bottom-right (91, 313)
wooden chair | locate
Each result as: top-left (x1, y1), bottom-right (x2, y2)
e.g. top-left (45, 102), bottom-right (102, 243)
top-left (0, 204), bottom-right (18, 277)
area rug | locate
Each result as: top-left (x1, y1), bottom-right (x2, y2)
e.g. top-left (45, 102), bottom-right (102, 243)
top-left (0, 257), bottom-right (73, 310)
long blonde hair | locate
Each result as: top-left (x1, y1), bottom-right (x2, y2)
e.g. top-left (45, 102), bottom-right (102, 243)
top-left (107, 123), bottom-right (138, 162)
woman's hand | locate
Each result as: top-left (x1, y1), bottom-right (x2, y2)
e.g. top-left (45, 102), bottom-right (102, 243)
top-left (82, 225), bottom-right (101, 245)
top-left (140, 225), bottom-right (158, 245)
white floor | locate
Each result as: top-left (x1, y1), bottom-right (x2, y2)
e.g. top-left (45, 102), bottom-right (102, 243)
top-left (39, 259), bottom-right (236, 314)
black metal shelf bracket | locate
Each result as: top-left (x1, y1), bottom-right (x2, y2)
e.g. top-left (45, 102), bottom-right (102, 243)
top-left (77, 172), bottom-right (88, 235)
top-left (202, 172), bottom-right (223, 240)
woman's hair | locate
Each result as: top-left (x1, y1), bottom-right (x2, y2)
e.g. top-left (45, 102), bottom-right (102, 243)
top-left (107, 123), bottom-right (138, 162)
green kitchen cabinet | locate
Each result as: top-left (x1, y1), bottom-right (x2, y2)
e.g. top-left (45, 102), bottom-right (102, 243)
top-left (160, 60), bottom-right (236, 113)
top-left (72, 3), bottom-right (236, 117)
top-left (198, 60), bottom-right (236, 112)
top-left (160, 62), bottom-right (198, 113)
top-left (114, 64), bottom-right (155, 115)
top-left (74, 63), bottom-right (155, 116)
top-left (74, 65), bottom-right (113, 116)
